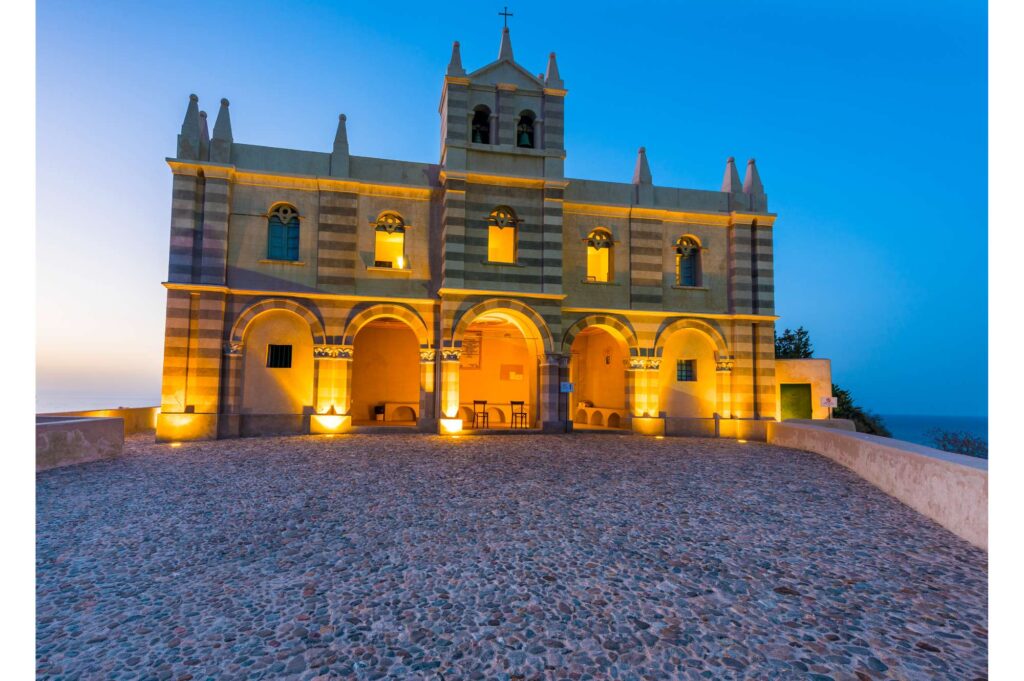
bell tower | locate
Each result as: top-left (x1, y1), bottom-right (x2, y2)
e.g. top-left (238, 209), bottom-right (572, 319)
top-left (437, 26), bottom-right (568, 296)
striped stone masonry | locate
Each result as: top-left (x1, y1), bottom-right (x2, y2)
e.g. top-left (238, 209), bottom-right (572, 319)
top-left (441, 178), bottom-right (467, 289)
top-left (541, 94), bottom-right (564, 150)
top-left (728, 221), bottom-right (755, 315)
top-left (630, 217), bottom-right (664, 309)
top-left (167, 172), bottom-right (202, 283)
top-left (317, 191), bottom-right (359, 290)
top-left (199, 178), bottom-right (230, 286)
top-left (754, 222), bottom-right (775, 315)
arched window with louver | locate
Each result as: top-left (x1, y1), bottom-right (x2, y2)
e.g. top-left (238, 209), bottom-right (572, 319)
top-left (675, 236), bottom-right (702, 287)
top-left (267, 204), bottom-right (300, 261)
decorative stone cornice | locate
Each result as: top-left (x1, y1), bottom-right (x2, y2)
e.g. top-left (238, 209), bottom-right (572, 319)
top-left (629, 358), bottom-right (662, 371)
top-left (314, 345), bottom-right (353, 360)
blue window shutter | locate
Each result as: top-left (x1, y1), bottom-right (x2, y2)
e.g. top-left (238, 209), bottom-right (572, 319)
top-left (267, 216), bottom-right (284, 260)
top-left (286, 220), bottom-right (300, 260)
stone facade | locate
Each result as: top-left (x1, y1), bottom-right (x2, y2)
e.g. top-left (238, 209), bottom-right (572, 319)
top-left (156, 28), bottom-right (793, 441)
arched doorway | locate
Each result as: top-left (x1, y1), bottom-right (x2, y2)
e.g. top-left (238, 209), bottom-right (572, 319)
top-left (350, 318), bottom-right (420, 425)
top-left (658, 328), bottom-right (718, 418)
top-left (569, 327), bottom-right (628, 429)
top-left (241, 309), bottom-right (315, 414)
top-left (457, 311), bottom-right (542, 428)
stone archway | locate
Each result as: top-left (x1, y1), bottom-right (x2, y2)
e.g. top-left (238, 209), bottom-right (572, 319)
top-left (443, 300), bottom-right (562, 431)
top-left (349, 318), bottom-right (421, 425)
top-left (239, 308), bottom-right (315, 415)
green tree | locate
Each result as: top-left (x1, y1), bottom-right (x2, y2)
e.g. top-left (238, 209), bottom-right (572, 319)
top-left (775, 327), bottom-right (814, 359)
top-left (831, 383), bottom-right (891, 437)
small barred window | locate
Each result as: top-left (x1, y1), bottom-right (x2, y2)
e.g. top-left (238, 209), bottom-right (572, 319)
top-left (266, 344), bottom-right (293, 368)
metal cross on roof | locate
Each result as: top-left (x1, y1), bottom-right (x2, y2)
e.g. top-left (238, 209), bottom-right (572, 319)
top-left (499, 6), bottom-right (513, 27)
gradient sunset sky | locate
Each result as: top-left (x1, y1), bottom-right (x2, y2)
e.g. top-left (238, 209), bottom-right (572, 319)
top-left (36, 0), bottom-right (987, 416)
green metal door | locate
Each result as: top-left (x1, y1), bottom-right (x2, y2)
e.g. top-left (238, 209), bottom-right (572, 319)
top-left (780, 383), bottom-right (813, 420)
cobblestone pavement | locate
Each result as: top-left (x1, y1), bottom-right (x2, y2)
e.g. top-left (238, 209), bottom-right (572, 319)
top-left (37, 434), bottom-right (987, 680)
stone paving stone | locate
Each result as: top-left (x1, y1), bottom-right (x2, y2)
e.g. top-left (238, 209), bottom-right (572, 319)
top-left (36, 433), bottom-right (988, 680)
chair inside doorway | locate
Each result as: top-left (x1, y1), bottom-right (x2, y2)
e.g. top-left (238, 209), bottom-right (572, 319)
top-left (472, 400), bottom-right (490, 429)
top-left (510, 400), bottom-right (528, 429)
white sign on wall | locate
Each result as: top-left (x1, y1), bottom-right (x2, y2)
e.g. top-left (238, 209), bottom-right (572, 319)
top-left (821, 396), bottom-right (839, 408)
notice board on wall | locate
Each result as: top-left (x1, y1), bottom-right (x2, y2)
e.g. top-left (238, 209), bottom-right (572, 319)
top-left (500, 364), bottom-right (524, 381)
top-left (461, 330), bottom-right (482, 369)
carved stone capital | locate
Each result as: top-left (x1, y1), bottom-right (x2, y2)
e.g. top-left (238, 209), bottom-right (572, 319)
top-left (441, 348), bottom-right (462, 362)
top-left (629, 357), bottom-right (662, 371)
top-left (542, 352), bottom-right (565, 366)
top-left (715, 356), bottom-right (735, 373)
top-left (419, 349), bottom-right (437, 363)
top-left (223, 342), bottom-right (243, 357)
top-left (314, 345), bottom-right (354, 360)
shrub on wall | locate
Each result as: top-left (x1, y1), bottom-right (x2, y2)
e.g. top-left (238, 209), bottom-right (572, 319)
top-left (927, 428), bottom-right (988, 459)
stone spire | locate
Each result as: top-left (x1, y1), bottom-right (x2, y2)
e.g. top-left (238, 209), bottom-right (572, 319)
top-left (331, 114), bottom-right (350, 177)
top-left (721, 156), bottom-right (741, 193)
top-left (633, 146), bottom-right (653, 205)
top-left (545, 52), bottom-right (563, 89)
top-left (632, 146), bottom-right (652, 185)
top-left (176, 93), bottom-right (201, 159)
top-left (742, 158), bottom-right (764, 195)
top-left (447, 41), bottom-right (466, 76)
top-left (210, 98), bottom-right (233, 163)
top-left (498, 26), bottom-right (514, 61)
top-left (198, 111), bottom-right (210, 161)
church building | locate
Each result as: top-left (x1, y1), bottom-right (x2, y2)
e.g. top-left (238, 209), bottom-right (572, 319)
top-left (156, 26), bottom-right (828, 441)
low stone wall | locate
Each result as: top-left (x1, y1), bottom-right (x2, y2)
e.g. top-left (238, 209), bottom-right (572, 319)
top-left (36, 417), bottom-right (124, 472)
top-left (40, 406), bottom-right (158, 434)
top-left (783, 418), bottom-right (856, 432)
top-left (664, 417), bottom-right (769, 441)
top-left (767, 422), bottom-right (987, 550)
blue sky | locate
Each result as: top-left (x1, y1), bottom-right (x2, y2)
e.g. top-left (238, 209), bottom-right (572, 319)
top-left (36, 0), bottom-right (987, 416)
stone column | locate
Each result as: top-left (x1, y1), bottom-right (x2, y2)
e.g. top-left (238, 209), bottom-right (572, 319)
top-left (628, 358), bottom-right (662, 417)
top-left (439, 349), bottom-right (462, 421)
top-left (418, 350), bottom-right (437, 431)
top-left (534, 118), bottom-right (544, 149)
top-left (539, 353), bottom-right (564, 432)
top-left (221, 342), bottom-right (244, 413)
top-left (715, 356), bottom-right (735, 419)
top-left (313, 345), bottom-right (354, 415)
top-left (488, 114), bottom-right (498, 146)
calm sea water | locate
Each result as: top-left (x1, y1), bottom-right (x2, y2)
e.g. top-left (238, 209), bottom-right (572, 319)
top-left (880, 414), bottom-right (988, 448)
top-left (36, 392), bottom-right (158, 414)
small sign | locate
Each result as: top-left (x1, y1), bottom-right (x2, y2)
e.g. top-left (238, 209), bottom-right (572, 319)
top-left (560, 382), bottom-right (574, 393)
top-left (821, 396), bottom-right (838, 408)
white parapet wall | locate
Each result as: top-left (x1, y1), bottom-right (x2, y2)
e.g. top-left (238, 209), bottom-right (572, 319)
top-left (36, 416), bottom-right (124, 472)
top-left (766, 421), bottom-right (988, 550)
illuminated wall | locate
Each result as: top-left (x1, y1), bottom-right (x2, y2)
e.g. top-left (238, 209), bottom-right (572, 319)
top-left (350, 321), bottom-right (420, 421)
top-left (458, 322), bottom-right (537, 424)
top-left (240, 310), bottom-right (314, 414)
top-left (658, 328), bottom-right (718, 418)
top-left (570, 328), bottom-right (627, 409)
